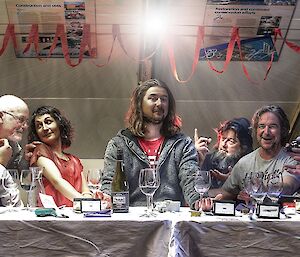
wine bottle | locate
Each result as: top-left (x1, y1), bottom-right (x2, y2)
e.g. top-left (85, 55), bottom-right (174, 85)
top-left (111, 148), bottom-right (129, 213)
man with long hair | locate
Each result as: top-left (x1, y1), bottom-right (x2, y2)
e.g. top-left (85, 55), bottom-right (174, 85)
top-left (198, 105), bottom-right (299, 210)
top-left (196, 117), bottom-right (253, 189)
top-left (101, 79), bottom-right (200, 207)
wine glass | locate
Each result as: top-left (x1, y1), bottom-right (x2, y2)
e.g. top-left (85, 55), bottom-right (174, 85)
top-left (266, 171), bottom-right (283, 203)
top-left (20, 169), bottom-right (34, 209)
top-left (0, 169), bottom-right (20, 210)
top-left (250, 171), bottom-right (266, 205)
top-left (193, 170), bottom-right (211, 213)
top-left (87, 169), bottom-right (102, 197)
top-left (139, 168), bottom-right (160, 217)
top-left (244, 171), bottom-right (266, 219)
top-left (7, 169), bottom-right (20, 184)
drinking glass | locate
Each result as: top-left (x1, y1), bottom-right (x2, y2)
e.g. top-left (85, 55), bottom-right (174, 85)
top-left (250, 171), bottom-right (266, 205)
top-left (266, 171), bottom-right (283, 203)
top-left (0, 169), bottom-right (19, 210)
top-left (139, 168), bottom-right (160, 217)
top-left (244, 171), bottom-right (266, 219)
top-left (20, 167), bottom-right (45, 208)
top-left (7, 169), bottom-right (20, 184)
top-left (87, 169), bottom-right (102, 197)
top-left (193, 170), bottom-right (211, 212)
top-left (20, 169), bottom-right (34, 208)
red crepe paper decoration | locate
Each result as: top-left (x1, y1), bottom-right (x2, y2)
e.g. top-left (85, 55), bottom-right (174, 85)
top-left (1, 23), bottom-right (300, 83)
top-left (166, 26), bottom-right (204, 84)
top-left (0, 24), bottom-right (17, 56)
top-left (204, 27), bottom-right (257, 84)
top-left (114, 24), bottom-right (159, 62)
top-left (23, 24), bottom-right (42, 60)
top-left (48, 24), bottom-right (79, 67)
top-left (205, 27), bottom-right (238, 74)
top-left (275, 28), bottom-right (300, 53)
top-left (91, 24), bottom-right (119, 68)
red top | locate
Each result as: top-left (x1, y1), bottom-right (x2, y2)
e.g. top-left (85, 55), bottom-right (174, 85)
top-left (138, 136), bottom-right (164, 168)
top-left (30, 144), bottom-right (83, 207)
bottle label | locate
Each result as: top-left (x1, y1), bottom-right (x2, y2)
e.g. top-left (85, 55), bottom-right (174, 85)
top-left (112, 191), bottom-right (129, 213)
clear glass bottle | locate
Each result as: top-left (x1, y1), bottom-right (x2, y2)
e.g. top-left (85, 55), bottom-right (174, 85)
top-left (111, 149), bottom-right (129, 213)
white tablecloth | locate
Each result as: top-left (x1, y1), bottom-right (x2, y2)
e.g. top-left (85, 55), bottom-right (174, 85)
top-left (1, 207), bottom-right (300, 257)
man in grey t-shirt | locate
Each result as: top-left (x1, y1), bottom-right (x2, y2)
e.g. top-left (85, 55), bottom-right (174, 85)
top-left (196, 105), bottom-right (299, 210)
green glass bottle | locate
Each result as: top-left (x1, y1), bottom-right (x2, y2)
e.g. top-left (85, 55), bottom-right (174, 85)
top-left (111, 149), bottom-right (129, 213)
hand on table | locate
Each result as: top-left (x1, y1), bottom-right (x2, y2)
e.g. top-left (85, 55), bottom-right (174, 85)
top-left (237, 191), bottom-right (251, 205)
top-left (194, 194), bottom-right (223, 211)
top-left (95, 191), bottom-right (112, 209)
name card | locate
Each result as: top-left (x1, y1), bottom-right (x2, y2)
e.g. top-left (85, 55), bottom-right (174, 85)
top-left (257, 203), bottom-right (280, 219)
top-left (213, 200), bottom-right (235, 216)
top-left (73, 198), bottom-right (101, 213)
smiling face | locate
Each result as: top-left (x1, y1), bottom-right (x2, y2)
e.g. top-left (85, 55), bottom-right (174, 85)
top-left (142, 86), bottom-right (169, 124)
top-left (0, 105), bottom-right (29, 142)
top-left (34, 114), bottom-right (61, 147)
top-left (256, 112), bottom-right (281, 156)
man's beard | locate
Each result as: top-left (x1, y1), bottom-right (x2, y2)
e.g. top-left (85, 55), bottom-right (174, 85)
top-left (211, 150), bottom-right (243, 172)
top-left (8, 131), bottom-right (23, 142)
top-left (143, 115), bottom-right (165, 124)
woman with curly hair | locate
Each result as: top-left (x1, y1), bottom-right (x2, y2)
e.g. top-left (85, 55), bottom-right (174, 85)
top-left (28, 106), bottom-right (91, 207)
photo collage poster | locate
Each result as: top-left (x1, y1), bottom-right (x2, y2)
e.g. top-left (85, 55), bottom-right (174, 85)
top-left (5, 0), bottom-right (97, 58)
top-left (200, 0), bottom-right (297, 61)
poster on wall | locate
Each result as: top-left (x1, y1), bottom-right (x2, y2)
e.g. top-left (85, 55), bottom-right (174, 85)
top-left (200, 0), bottom-right (297, 61)
top-left (5, 0), bottom-right (97, 58)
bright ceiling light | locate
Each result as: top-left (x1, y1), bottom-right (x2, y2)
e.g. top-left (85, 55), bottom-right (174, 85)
top-left (144, 13), bottom-right (167, 36)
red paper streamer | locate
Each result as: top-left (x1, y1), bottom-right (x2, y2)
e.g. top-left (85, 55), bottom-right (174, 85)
top-left (166, 26), bottom-right (204, 83)
top-left (90, 24), bottom-right (118, 67)
top-left (23, 24), bottom-right (42, 60)
top-left (48, 24), bottom-right (78, 67)
top-left (275, 28), bottom-right (300, 53)
top-left (0, 24), bottom-right (17, 56)
top-left (114, 24), bottom-right (159, 62)
top-left (234, 28), bottom-right (258, 84)
top-left (205, 27), bottom-right (238, 74)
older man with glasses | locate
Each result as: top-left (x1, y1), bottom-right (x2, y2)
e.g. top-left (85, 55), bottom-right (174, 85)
top-left (0, 94), bottom-right (29, 206)
top-left (0, 95), bottom-right (30, 170)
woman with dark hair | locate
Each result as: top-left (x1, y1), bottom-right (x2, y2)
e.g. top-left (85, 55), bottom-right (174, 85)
top-left (28, 106), bottom-right (91, 207)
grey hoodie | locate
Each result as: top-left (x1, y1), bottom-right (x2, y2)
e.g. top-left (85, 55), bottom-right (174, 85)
top-left (102, 129), bottom-right (200, 207)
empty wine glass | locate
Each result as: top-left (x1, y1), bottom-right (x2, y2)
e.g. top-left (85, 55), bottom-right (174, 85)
top-left (7, 169), bottom-right (20, 184)
top-left (139, 168), bottom-right (160, 217)
top-left (266, 171), bottom-right (283, 203)
top-left (20, 167), bottom-right (44, 209)
top-left (0, 169), bottom-right (20, 210)
top-left (194, 170), bottom-right (211, 212)
top-left (20, 169), bottom-right (34, 209)
top-left (250, 171), bottom-right (266, 205)
top-left (87, 169), bottom-right (102, 197)
top-left (244, 171), bottom-right (266, 219)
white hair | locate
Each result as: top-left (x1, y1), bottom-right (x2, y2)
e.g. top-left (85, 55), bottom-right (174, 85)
top-left (0, 95), bottom-right (28, 112)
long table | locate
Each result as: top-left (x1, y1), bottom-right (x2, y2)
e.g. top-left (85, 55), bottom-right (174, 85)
top-left (1, 207), bottom-right (300, 257)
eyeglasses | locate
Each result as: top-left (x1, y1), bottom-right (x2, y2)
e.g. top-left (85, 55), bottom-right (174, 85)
top-left (2, 111), bottom-right (29, 126)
